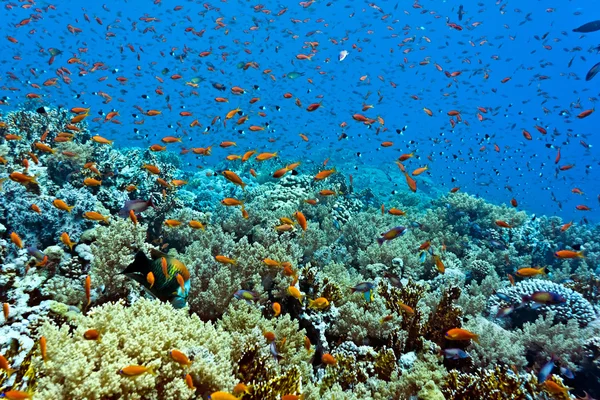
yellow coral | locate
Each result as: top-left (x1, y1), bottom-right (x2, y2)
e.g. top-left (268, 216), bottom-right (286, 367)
top-left (33, 298), bottom-right (236, 400)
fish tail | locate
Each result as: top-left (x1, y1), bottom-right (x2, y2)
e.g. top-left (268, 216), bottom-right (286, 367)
top-left (577, 251), bottom-right (585, 258)
top-left (472, 334), bottom-right (479, 343)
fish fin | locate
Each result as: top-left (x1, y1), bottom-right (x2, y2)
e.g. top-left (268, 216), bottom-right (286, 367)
top-left (472, 334), bottom-right (480, 343)
top-left (377, 237), bottom-right (385, 246)
top-left (122, 251), bottom-right (151, 275)
top-left (150, 248), bottom-right (169, 260)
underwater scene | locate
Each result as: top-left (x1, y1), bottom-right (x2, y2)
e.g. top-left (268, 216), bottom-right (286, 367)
top-left (0, 0), bottom-right (599, 399)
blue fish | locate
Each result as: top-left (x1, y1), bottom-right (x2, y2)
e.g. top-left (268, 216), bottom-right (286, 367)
top-left (443, 348), bottom-right (470, 360)
top-left (560, 366), bottom-right (575, 379)
top-left (538, 356), bottom-right (555, 383)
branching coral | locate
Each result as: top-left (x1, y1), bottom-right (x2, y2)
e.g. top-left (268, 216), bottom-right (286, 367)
top-left (33, 298), bottom-right (237, 400)
top-left (90, 218), bottom-right (152, 302)
top-left (441, 365), bottom-right (539, 400)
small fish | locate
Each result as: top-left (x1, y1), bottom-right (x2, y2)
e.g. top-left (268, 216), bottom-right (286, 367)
top-left (522, 291), bottom-right (566, 306)
top-left (538, 356), bottom-right (555, 383)
top-left (272, 302), bottom-right (281, 317)
top-left (233, 290), bottom-right (260, 302)
top-left (287, 286), bottom-right (304, 303)
top-left (307, 297), bottom-right (330, 310)
top-left (321, 353), bottom-right (337, 365)
top-left (443, 348), bottom-right (469, 360)
top-left (445, 328), bottom-right (479, 342)
top-left (118, 199), bottom-right (154, 217)
top-left (169, 349), bottom-right (192, 366)
top-left (119, 365), bottom-right (156, 376)
top-left (338, 50), bottom-right (349, 61)
top-left (269, 340), bottom-right (284, 362)
top-left (83, 329), bottom-right (100, 340)
top-left (377, 226), bottom-right (407, 245)
top-left (515, 266), bottom-right (547, 277)
top-left (350, 282), bottom-right (375, 302)
top-left (554, 250), bottom-right (584, 259)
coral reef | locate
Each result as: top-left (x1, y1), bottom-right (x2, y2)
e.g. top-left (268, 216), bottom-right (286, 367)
top-left (1, 107), bottom-right (599, 400)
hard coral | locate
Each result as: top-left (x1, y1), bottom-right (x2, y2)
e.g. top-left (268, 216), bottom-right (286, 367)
top-left (33, 298), bottom-right (237, 400)
top-left (488, 279), bottom-right (595, 326)
top-left (441, 365), bottom-right (539, 400)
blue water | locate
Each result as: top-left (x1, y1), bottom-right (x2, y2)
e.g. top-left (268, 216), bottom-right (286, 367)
top-left (1, 0), bottom-right (598, 222)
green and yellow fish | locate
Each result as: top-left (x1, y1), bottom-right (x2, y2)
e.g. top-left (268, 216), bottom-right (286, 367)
top-left (122, 250), bottom-right (190, 308)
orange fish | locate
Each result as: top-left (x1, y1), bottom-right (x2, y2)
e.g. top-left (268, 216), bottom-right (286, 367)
top-left (215, 255), bottom-right (236, 265)
top-left (83, 212), bottom-right (110, 223)
top-left (53, 199), bottom-right (75, 212)
top-left (515, 266), bottom-right (547, 277)
top-left (2, 303), bottom-right (9, 321)
top-left (404, 172), bottom-right (417, 192)
top-left (222, 170), bottom-right (246, 190)
top-left (272, 302), bottom-right (281, 317)
top-left (85, 275), bottom-right (91, 306)
top-left (170, 349), bottom-right (192, 366)
top-left (60, 232), bottom-right (76, 251)
top-left (560, 221), bottom-right (572, 232)
top-left (119, 365), bottom-right (156, 376)
top-left (445, 328), bottom-right (479, 342)
top-left (412, 166), bottom-right (428, 176)
top-left (91, 135), bottom-right (113, 145)
top-left (314, 168), bottom-right (336, 180)
top-left (321, 353), bottom-right (337, 365)
top-left (256, 152), bottom-right (278, 161)
top-left (147, 272), bottom-right (155, 288)
top-left (495, 220), bottom-right (512, 228)
top-left (10, 232), bottom-right (23, 249)
top-left (84, 178), bottom-right (102, 187)
top-left (142, 164), bottom-right (161, 174)
top-left (554, 250), bottom-right (584, 259)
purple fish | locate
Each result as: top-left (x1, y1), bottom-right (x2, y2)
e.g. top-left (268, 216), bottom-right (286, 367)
top-left (377, 226), bottom-right (407, 245)
top-left (495, 306), bottom-right (514, 318)
top-left (522, 291), bottom-right (566, 306)
top-left (443, 348), bottom-right (470, 360)
top-left (560, 366), bottom-right (574, 379)
top-left (118, 199), bottom-right (154, 218)
top-left (269, 340), bottom-right (284, 362)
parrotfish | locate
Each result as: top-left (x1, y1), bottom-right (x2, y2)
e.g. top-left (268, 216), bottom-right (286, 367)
top-left (122, 250), bottom-right (190, 308)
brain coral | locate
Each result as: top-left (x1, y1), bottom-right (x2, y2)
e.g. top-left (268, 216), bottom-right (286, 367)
top-left (488, 279), bottom-right (595, 326)
top-left (33, 298), bottom-right (236, 400)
